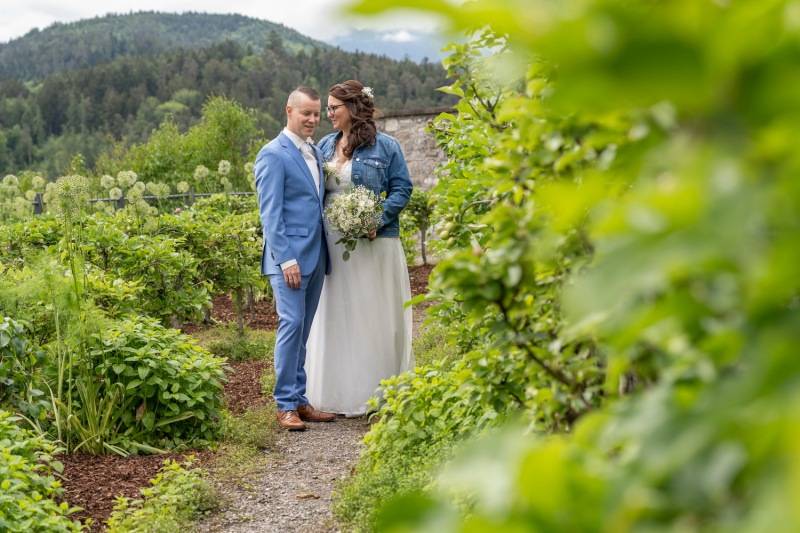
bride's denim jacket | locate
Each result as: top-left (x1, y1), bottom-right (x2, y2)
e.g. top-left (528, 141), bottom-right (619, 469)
top-left (317, 131), bottom-right (413, 238)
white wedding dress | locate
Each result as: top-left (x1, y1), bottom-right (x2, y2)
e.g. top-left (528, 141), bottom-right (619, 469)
top-left (306, 157), bottom-right (414, 417)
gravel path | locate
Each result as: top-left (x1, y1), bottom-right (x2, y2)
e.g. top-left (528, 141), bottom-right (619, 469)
top-left (198, 265), bottom-right (433, 532)
top-left (198, 417), bottom-right (372, 532)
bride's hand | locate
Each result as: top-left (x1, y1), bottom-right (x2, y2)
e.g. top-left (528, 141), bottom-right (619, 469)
top-left (367, 228), bottom-right (377, 240)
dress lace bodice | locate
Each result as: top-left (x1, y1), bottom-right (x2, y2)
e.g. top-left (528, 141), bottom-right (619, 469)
top-left (324, 156), bottom-right (353, 195)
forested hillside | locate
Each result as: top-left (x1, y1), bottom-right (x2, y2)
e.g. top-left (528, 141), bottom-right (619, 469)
top-left (0, 12), bottom-right (455, 178)
top-left (0, 12), bottom-right (325, 82)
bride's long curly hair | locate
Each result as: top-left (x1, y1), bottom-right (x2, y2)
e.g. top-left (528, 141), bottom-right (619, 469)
top-left (329, 80), bottom-right (377, 159)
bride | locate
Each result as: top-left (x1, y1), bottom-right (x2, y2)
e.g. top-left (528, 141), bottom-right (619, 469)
top-left (305, 80), bottom-right (414, 417)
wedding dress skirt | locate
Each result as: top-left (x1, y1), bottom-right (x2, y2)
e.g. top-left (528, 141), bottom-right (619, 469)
top-left (306, 159), bottom-right (414, 416)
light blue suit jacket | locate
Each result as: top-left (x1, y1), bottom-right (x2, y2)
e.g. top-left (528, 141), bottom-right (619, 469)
top-left (254, 131), bottom-right (330, 277)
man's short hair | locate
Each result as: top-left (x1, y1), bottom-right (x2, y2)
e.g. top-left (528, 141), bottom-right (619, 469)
top-left (288, 86), bottom-right (320, 107)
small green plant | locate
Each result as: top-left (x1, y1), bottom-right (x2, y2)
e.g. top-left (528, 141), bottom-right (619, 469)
top-left (0, 410), bottom-right (86, 532)
top-left (105, 456), bottom-right (217, 532)
top-left (208, 332), bottom-right (275, 362)
top-left (400, 188), bottom-right (434, 265)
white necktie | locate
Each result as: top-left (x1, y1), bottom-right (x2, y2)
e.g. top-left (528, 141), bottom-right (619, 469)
top-left (300, 142), bottom-right (320, 193)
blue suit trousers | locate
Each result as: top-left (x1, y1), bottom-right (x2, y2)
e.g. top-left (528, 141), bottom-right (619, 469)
top-left (269, 239), bottom-right (327, 411)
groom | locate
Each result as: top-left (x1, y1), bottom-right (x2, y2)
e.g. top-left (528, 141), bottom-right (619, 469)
top-left (254, 86), bottom-right (336, 431)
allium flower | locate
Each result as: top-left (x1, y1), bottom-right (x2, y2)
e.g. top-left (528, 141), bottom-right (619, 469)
top-left (143, 218), bottom-right (158, 233)
top-left (51, 174), bottom-right (91, 219)
top-left (116, 170), bottom-right (138, 188)
top-left (129, 199), bottom-right (154, 218)
top-left (361, 86), bottom-right (374, 99)
top-left (194, 165), bottom-right (210, 183)
top-left (31, 175), bottom-right (46, 191)
top-left (151, 183), bottom-right (171, 200)
top-left (176, 181), bottom-right (190, 193)
top-left (100, 174), bottom-right (115, 189)
top-left (218, 160), bottom-right (231, 176)
top-left (109, 187), bottom-right (123, 200)
top-left (13, 196), bottom-right (31, 217)
top-left (126, 186), bottom-right (144, 202)
top-left (3, 175), bottom-right (19, 187)
top-left (25, 190), bottom-right (37, 202)
top-left (220, 177), bottom-right (232, 191)
top-left (244, 162), bottom-right (255, 174)
top-left (132, 181), bottom-right (146, 194)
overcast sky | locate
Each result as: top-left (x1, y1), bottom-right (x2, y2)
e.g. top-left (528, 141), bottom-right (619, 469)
top-left (0, 0), bottom-right (445, 44)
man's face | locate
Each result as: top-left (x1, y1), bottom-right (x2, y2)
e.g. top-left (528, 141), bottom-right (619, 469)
top-left (286, 94), bottom-right (321, 139)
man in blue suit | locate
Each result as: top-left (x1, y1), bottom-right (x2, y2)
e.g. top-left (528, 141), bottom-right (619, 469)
top-left (254, 86), bottom-right (335, 431)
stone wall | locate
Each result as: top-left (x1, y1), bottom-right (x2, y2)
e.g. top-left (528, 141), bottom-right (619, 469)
top-left (376, 107), bottom-right (454, 190)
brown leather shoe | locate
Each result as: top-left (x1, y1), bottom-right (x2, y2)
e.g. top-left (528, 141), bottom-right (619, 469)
top-left (297, 404), bottom-right (336, 422)
top-left (276, 410), bottom-right (306, 431)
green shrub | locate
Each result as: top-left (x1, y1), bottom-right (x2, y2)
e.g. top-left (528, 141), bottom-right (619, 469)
top-left (0, 411), bottom-right (85, 532)
top-left (0, 317), bottom-right (47, 419)
top-left (105, 456), bottom-right (216, 532)
top-left (84, 315), bottom-right (230, 453)
top-left (333, 324), bottom-right (474, 532)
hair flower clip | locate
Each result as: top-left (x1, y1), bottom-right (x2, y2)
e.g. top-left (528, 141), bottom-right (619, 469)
top-left (361, 86), bottom-right (374, 99)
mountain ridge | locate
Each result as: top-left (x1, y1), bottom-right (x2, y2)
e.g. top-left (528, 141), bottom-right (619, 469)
top-left (0, 12), bottom-right (328, 83)
top-left (0, 12), bottom-right (448, 83)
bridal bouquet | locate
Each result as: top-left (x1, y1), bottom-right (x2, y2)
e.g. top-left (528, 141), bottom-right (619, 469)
top-left (324, 185), bottom-right (383, 261)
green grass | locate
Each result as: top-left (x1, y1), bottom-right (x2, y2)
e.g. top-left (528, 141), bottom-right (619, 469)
top-left (191, 323), bottom-right (276, 361)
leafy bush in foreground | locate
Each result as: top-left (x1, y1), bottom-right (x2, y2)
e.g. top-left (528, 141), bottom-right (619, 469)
top-left (0, 411), bottom-right (85, 532)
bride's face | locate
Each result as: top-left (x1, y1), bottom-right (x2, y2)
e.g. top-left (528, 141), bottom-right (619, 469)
top-left (326, 96), bottom-right (352, 131)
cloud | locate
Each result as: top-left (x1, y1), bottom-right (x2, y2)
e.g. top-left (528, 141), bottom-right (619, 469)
top-left (381, 30), bottom-right (417, 43)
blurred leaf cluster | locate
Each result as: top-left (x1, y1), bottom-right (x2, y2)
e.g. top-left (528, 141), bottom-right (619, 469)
top-left (342, 0), bottom-right (800, 531)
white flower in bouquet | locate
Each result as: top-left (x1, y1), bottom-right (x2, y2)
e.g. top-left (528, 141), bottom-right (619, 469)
top-left (324, 185), bottom-right (383, 261)
top-left (322, 161), bottom-right (340, 187)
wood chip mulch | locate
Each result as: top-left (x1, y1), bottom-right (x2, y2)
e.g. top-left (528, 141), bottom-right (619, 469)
top-left (57, 263), bottom-right (435, 530)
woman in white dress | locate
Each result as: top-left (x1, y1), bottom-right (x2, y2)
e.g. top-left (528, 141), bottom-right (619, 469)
top-left (306, 80), bottom-right (414, 417)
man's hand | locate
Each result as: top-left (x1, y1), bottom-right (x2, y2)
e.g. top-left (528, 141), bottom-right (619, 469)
top-left (283, 264), bottom-right (302, 289)
top-left (367, 228), bottom-right (377, 240)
